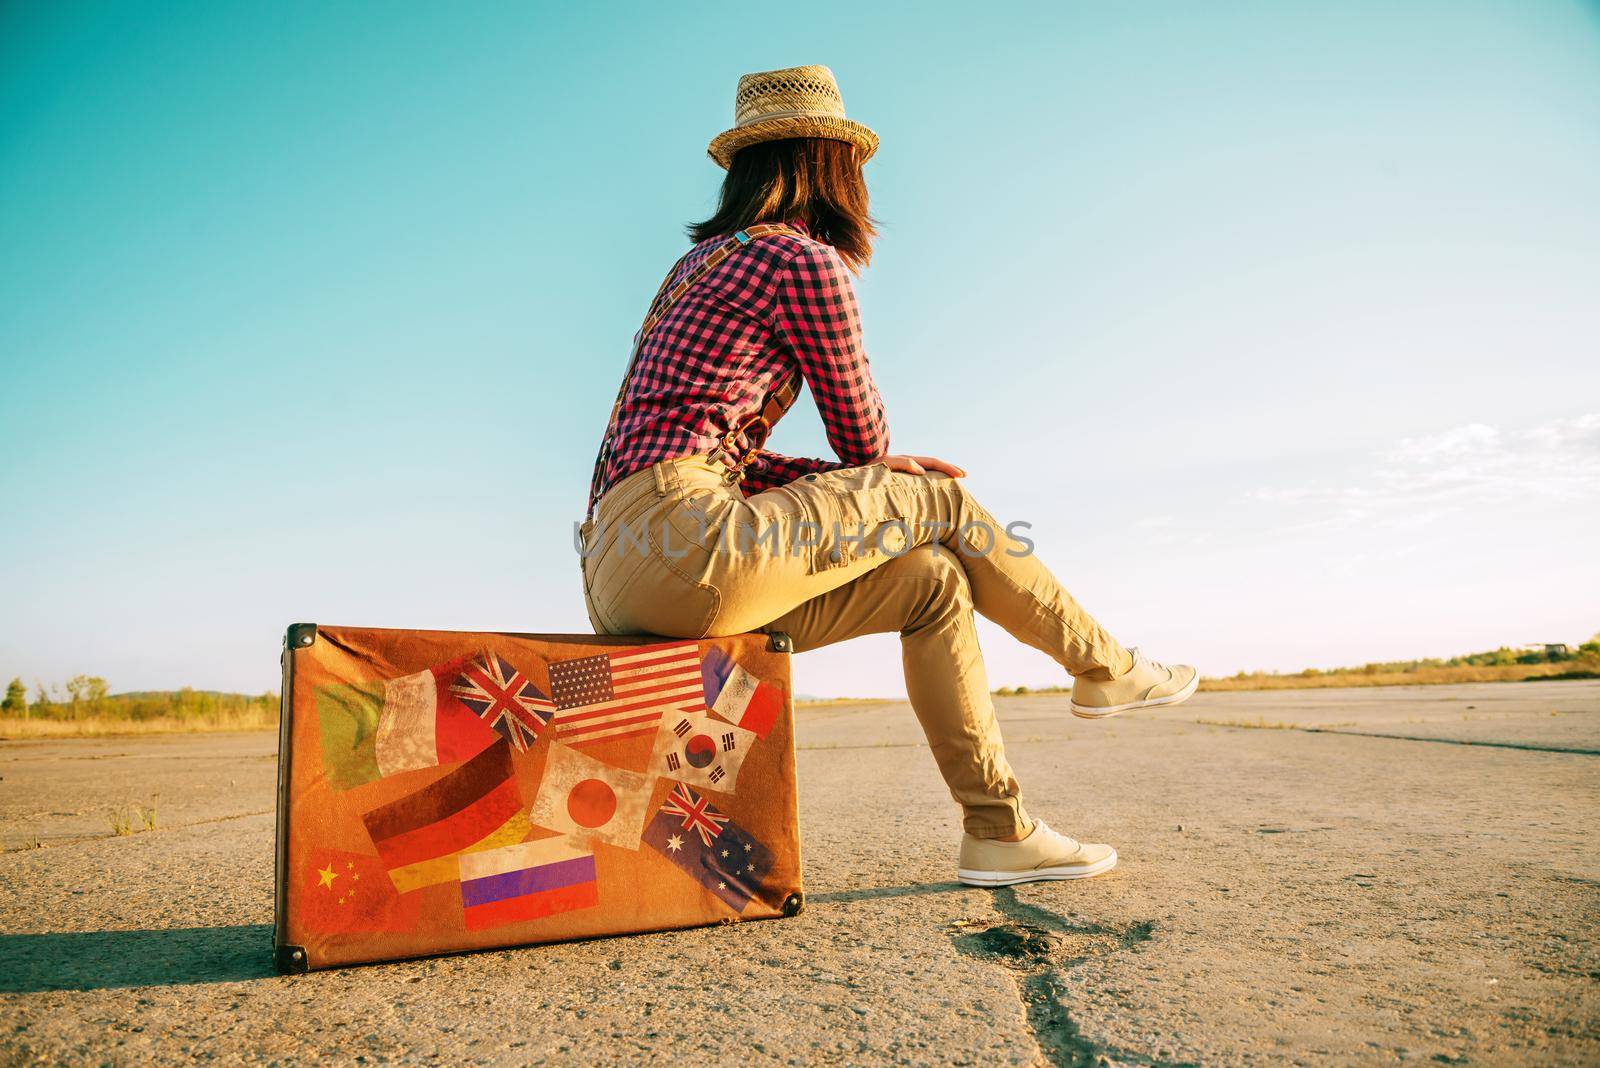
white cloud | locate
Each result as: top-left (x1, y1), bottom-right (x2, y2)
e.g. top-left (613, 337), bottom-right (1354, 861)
top-left (1379, 412), bottom-right (1600, 502)
top-left (1252, 412), bottom-right (1600, 521)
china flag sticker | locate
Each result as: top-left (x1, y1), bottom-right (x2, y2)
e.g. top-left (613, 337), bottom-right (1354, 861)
top-left (302, 849), bottom-right (421, 934)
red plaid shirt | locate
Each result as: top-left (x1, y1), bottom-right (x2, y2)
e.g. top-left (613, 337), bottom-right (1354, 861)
top-left (590, 220), bottom-right (889, 509)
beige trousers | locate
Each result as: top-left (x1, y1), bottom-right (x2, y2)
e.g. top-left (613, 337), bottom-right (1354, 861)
top-left (579, 454), bottom-right (1132, 838)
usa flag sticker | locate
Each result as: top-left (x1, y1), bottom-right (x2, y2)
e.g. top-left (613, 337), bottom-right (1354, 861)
top-left (647, 711), bottom-right (755, 793)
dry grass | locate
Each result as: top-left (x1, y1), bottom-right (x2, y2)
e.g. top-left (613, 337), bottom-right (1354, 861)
top-left (0, 710), bottom-right (277, 739)
top-left (1195, 717), bottom-right (1298, 729)
top-left (1200, 662), bottom-right (1596, 692)
top-left (108, 796), bottom-right (159, 836)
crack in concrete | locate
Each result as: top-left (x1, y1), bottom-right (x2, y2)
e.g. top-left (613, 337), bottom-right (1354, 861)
top-left (1295, 728), bottom-right (1600, 756)
top-left (1192, 720), bottom-right (1598, 755)
top-left (951, 888), bottom-right (1175, 1067)
top-left (1, 808), bottom-right (273, 852)
top-left (798, 736), bottom-right (1056, 753)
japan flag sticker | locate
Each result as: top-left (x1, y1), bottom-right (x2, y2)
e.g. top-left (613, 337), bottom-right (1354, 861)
top-left (528, 744), bottom-right (653, 850)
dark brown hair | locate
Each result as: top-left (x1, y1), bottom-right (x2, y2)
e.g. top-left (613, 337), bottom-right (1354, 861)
top-left (688, 138), bottom-right (878, 271)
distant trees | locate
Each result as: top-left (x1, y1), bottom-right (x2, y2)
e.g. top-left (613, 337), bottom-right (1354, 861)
top-left (64, 675), bottom-right (110, 719)
top-left (1209, 635), bottom-right (1600, 689)
top-left (1, 676), bottom-right (277, 727)
top-left (1449, 645), bottom-right (1591, 668)
top-left (1, 678), bottom-right (25, 717)
top-left (65, 675), bottom-right (109, 702)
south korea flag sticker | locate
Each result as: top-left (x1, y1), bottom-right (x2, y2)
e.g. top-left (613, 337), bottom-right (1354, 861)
top-left (648, 711), bottom-right (756, 793)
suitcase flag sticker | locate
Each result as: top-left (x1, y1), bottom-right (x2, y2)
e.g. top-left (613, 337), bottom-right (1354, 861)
top-left (281, 628), bottom-right (800, 970)
top-left (701, 647), bottom-right (783, 739)
top-left (317, 668), bottom-right (501, 790)
top-left (642, 784), bottom-right (775, 914)
top-left (458, 836), bottom-right (600, 931)
top-left (303, 848), bottom-right (422, 934)
top-left (449, 652), bottom-right (555, 752)
top-left (528, 743), bottom-right (653, 850)
top-left (548, 640), bottom-right (706, 747)
top-left (359, 741), bottom-right (527, 891)
top-left (649, 711), bottom-right (755, 792)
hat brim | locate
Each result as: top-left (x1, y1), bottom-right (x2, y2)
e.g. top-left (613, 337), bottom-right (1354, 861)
top-left (707, 115), bottom-right (879, 169)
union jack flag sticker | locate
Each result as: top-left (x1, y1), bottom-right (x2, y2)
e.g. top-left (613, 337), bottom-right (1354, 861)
top-left (659, 783), bottom-right (729, 848)
top-left (449, 653), bottom-right (555, 752)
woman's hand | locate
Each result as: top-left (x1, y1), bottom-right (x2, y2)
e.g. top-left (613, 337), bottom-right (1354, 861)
top-left (871, 454), bottom-right (967, 478)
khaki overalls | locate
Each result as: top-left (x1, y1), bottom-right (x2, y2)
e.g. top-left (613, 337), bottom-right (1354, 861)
top-left (580, 454), bottom-right (1131, 838)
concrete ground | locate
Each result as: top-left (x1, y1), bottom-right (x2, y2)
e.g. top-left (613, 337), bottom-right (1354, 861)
top-left (1, 680), bottom-right (1596, 1065)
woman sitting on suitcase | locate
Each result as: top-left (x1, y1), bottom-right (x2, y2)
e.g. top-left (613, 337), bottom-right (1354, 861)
top-left (581, 65), bottom-right (1197, 887)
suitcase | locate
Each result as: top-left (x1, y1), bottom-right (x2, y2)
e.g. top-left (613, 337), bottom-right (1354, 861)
top-left (273, 623), bottom-right (802, 972)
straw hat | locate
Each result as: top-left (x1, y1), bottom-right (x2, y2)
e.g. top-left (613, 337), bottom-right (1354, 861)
top-left (706, 65), bottom-right (879, 169)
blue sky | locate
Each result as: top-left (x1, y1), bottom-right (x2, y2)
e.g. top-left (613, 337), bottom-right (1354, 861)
top-left (3, 2), bottom-right (1597, 698)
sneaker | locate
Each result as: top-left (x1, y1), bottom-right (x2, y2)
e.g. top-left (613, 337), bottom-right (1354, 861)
top-left (1070, 647), bottom-right (1198, 720)
top-left (957, 820), bottom-right (1118, 887)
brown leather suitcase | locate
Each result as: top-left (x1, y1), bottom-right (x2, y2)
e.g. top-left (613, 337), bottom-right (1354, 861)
top-left (273, 624), bottom-right (802, 972)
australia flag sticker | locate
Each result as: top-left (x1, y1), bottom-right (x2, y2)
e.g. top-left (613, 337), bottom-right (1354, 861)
top-left (642, 784), bottom-right (774, 913)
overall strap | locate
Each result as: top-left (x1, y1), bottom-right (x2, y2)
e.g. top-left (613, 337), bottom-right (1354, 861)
top-left (709, 365), bottom-right (802, 484)
top-left (586, 223), bottom-right (798, 519)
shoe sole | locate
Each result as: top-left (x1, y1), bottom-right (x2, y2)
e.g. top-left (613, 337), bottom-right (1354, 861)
top-left (957, 850), bottom-right (1118, 887)
top-left (1070, 672), bottom-right (1200, 720)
